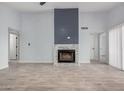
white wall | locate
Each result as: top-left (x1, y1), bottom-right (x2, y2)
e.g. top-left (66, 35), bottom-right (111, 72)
top-left (79, 12), bottom-right (108, 63)
top-left (0, 4), bottom-right (108, 66)
top-left (0, 3), bottom-right (123, 68)
top-left (0, 4), bottom-right (21, 69)
top-left (108, 5), bottom-right (124, 28)
top-left (20, 11), bottom-right (108, 63)
top-left (0, 4), bottom-right (109, 65)
top-left (20, 12), bottom-right (54, 63)
top-left (79, 31), bottom-right (91, 63)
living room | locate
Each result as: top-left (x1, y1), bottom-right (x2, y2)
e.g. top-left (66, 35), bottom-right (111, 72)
top-left (0, 1), bottom-right (124, 91)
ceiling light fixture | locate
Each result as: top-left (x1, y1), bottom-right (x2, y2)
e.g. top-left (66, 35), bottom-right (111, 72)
top-left (40, 2), bottom-right (46, 6)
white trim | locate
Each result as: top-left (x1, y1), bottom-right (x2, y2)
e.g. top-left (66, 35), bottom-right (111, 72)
top-left (18, 60), bottom-right (53, 63)
top-left (0, 65), bottom-right (8, 70)
top-left (79, 60), bottom-right (90, 63)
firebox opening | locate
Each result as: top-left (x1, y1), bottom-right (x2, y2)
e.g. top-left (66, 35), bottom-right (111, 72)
top-left (58, 50), bottom-right (75, 63)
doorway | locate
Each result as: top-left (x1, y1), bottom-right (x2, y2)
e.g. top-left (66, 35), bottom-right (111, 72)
top-left (8, 28), bottom-right (20, 62)
top-left (99, 32), bottom-right (107, 63)
top-left (90, 33), bottom-right (99, 63)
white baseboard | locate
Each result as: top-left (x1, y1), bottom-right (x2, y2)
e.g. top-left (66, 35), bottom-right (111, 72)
top-left (18, 60), bottom-right (53, 63)
top-left (18, 60), bottom-right (90, 64)
top-left (0, 65), bottom-right (8, 70)
top-left (79, 60), bottom-right (90, 63)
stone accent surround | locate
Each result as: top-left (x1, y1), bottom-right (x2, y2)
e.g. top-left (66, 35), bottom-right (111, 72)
top-left (54, 44), bottom-right (79, 65)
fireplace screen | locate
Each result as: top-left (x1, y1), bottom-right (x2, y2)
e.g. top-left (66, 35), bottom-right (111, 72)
top-left (58, 50), bottom-right (75, 63)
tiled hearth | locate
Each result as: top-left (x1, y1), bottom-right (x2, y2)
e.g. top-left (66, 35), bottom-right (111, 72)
top-left (54, 44), bottom-right (79, 65)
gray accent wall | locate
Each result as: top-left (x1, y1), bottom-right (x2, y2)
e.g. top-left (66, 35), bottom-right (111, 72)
top-left (54, 8), bottom-right (79, 44)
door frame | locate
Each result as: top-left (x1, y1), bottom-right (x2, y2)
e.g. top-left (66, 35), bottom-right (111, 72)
top-left (8, 27), bottom-right (20, 61)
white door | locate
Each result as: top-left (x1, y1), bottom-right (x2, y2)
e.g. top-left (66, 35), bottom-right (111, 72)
top-left (122, 25), bottom-right (124, 70)
top-left (90, 34), bottom-right (99, 61)
top-left (99, 33), bottom-right (107, 62)
top-left (109, 26), bottom-right (122, 69)
top-left (9, 33), bottom-right (17, 60)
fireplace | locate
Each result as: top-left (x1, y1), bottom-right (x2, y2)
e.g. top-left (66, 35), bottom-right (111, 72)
top-left (54, 44), bottom-right (79, 65)
top-left (58, 50), bottom-right (75, 63)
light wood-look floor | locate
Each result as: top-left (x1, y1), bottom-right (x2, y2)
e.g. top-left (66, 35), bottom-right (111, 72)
top-left (0, 63), bottom-right (124, 91)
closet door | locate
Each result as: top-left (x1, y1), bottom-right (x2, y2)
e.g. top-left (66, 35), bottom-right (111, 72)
top-left (109, 26), bottom-right (122, 69)
top-left (116, 26), bottom-right (122, 69)
top-left (109, 29), bottom-right (116, 67)
top-left (122, 25), bottom-right (124, 70)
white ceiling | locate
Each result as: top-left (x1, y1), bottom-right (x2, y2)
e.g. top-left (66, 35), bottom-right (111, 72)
top-left (3, 2), bottom-right (122, 12)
